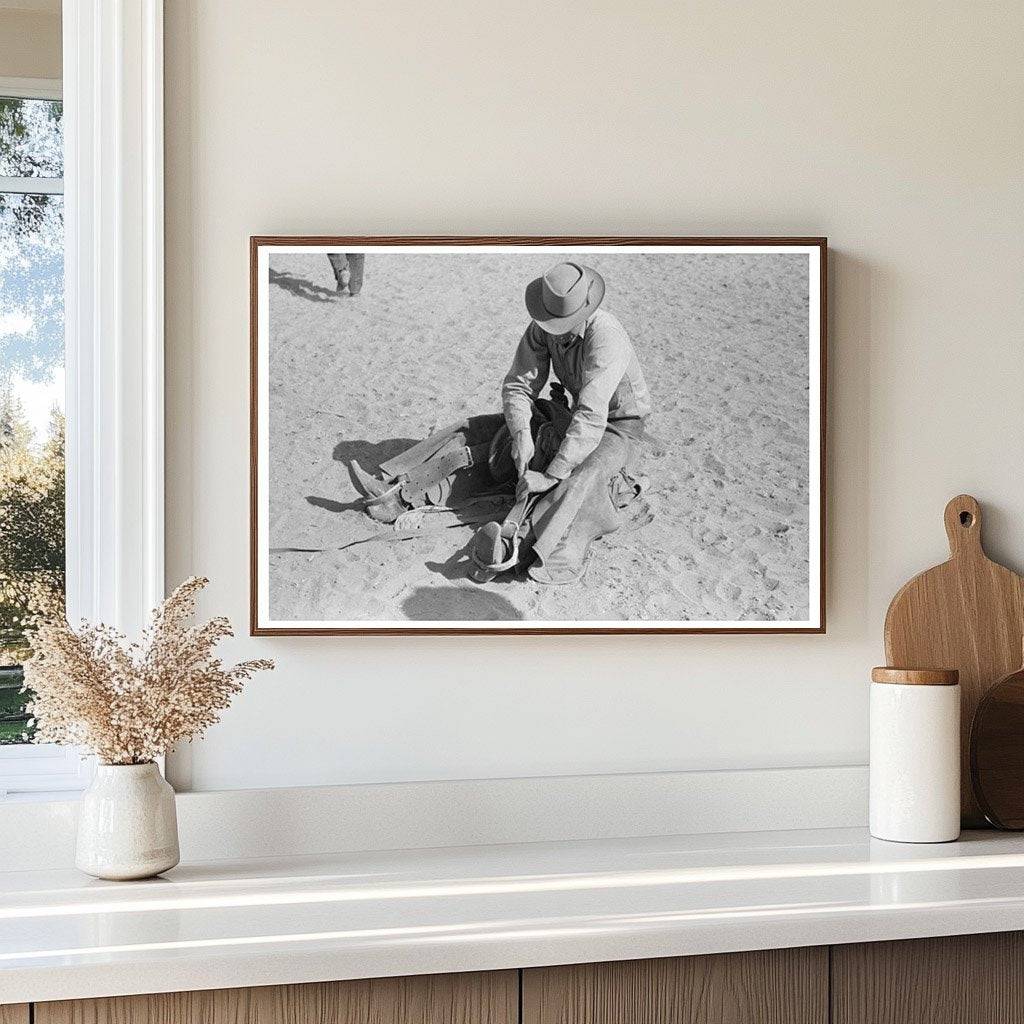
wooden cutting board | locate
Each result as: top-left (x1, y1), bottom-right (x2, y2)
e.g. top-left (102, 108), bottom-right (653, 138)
top-left (884, 494), bottom-right (1024, 826)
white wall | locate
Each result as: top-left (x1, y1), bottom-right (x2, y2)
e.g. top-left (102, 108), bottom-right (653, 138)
top-left (164, 1), bottom-right (1024, 792)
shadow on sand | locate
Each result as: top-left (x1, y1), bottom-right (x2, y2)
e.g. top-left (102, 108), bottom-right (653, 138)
top-left (401, 584), bottom-right (523, 621)
top-left (269, 268), bottom-right (338, 303)
top-left (329, 437), bottom-right (417, 503)
top-left (332, 437), bottom-right (418, 473)
top-left (305, 495), bottom-right (365, 514)
top-left (424, 540), bottom-right (478, 582)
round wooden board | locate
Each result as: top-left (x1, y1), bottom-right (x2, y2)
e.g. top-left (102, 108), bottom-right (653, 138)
top-left (970, 664), bottom-right (1024, 829)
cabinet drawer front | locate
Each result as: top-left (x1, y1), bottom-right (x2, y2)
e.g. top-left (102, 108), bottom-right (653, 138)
top-left (832, 933), bottom-right (1024, 1024)
top-left (0, 1006), bottom-right (29, 1024)
top-left (523, 948), bottom-right (827, 1024)
top-left (35, 971), bottom-right (517, 1024)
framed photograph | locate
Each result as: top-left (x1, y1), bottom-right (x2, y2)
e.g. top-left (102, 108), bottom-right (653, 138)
top-left (251, 237), bottom-right (826, 635)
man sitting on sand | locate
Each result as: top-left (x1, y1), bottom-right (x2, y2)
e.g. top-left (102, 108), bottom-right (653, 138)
top-left (351, 261), bottom-right (651, 584)
top-left (481, 260), bottom-right (652, 583)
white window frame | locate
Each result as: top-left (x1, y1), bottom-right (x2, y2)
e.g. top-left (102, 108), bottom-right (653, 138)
top-left (0, 0), bottom-right (165, 799)
top-left (0, 77), bottom-right (61, 101)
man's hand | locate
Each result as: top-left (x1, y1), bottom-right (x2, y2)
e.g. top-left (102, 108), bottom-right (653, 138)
top-left (522, 470), bottom-right (559, 494)
top-left (511, 428), bottom-right (535, 478)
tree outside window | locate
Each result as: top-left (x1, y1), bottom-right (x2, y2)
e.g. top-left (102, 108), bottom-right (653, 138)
top-left (0, 95), bottom-right (65, 745)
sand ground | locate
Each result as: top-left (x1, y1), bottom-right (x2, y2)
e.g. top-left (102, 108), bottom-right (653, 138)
top-left (265, 251), bottom-right (811, 623)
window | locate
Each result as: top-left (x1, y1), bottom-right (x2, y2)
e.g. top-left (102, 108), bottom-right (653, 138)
top-left (0, 80), bottom-right (84, 797)
top-left (0, 5), bottom-right (166, 798)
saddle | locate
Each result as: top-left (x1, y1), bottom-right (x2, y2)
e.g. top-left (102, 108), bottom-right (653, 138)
top-left (486, 391), bottom-right (574, 486)
top-left (357, 398), bottom-right (573, 525)
top-left (355, 434), bottom-right (492, 523)
top-left (467, 398), bottom-right (574, 584)
top-left (354, 392), bottom-right (649, 585)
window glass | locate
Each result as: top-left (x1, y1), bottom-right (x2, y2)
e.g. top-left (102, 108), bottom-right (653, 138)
top-left (0, 97), bottom-right (65, 746)
top-left (0, 98), bottom-right (63, 178)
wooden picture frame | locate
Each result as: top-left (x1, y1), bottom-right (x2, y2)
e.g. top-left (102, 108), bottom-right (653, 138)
top-left (251, 237), bottom-right (827, 635)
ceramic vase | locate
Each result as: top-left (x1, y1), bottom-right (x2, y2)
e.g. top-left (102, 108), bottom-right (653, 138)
top-left (76, 762), bottom-right (180, 880)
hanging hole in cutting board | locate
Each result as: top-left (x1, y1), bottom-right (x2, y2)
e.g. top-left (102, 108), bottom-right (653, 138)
top-left (960, 511), bottom-right (974, 527)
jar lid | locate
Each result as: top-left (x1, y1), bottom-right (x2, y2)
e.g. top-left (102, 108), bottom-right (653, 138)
top-left (871, 666), bottom-right (959, 686)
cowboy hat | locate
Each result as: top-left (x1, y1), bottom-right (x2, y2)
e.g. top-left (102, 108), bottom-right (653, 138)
top-left (525, 261), bottom-right (605, 336)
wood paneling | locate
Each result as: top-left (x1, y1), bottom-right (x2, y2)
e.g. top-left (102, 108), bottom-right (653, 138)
top-left (0, 1006), bottom-right (29, 1024)
top-left (33, 932), bottom-right (1024, 1024)
top-left (35, 970), bottom-right (517, 1024)
top-left (832, 932), bottom-right (1024, 1024)
top-left (522, 948), bottom-right (828, 1024)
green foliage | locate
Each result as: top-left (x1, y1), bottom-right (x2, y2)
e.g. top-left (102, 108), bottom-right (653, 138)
top-left (0, 666), bottom-right (29, 743)
top-left (0, 394), bottom-right (65, 743)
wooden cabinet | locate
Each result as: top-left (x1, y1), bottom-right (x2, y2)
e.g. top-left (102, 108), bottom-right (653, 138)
top-left (23, 932), bottom-right (1024, 1024)
top-left (522, 948), bottom-right (828, 1024)
top-left (832, 932), bottom-right (1024, 1024)
top-left (34, 971), bottom-right (517, 1024)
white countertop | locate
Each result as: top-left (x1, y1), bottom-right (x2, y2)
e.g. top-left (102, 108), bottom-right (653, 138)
top-left (4, 826), bottom-right (1024, 1004)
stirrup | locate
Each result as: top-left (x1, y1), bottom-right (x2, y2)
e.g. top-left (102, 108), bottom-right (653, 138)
top-left (467, 480), bottom-right (535, 584)
top-left (468, 522), bottom-right (521, 584)
top-left (359, 480), bottom-right (403, 508)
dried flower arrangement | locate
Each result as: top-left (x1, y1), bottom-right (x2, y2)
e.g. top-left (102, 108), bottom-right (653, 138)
top-left (22, 576), bottom-right (273, 765)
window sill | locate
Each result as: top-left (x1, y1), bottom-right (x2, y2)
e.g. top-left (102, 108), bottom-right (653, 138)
top-left (0, 744), bottom-right (93, 799)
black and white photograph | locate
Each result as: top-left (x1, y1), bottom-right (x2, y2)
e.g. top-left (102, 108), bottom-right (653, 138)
top-left (251, 238), bottom-right (825, 634)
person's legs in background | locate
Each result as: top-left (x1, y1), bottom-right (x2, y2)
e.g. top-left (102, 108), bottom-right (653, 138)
top-left (327, 253), bottom-right (350, 293)
top-left (346, 253), bottom-right (366, 296)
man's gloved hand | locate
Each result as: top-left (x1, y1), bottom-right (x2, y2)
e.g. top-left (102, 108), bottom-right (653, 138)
top-left (512, 428), bottom-right (535, 478)
top-left (522, 470), bottom-right (559, 494)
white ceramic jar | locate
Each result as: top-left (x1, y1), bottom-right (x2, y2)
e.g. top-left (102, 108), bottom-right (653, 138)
top-left (76, 762), bottom-right (180, 880)
top-left (869, 667), bottom-right (961, 843)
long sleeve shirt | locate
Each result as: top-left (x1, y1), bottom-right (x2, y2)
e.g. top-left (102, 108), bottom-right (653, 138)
top-left (501, 309), bottom-right (651, 480)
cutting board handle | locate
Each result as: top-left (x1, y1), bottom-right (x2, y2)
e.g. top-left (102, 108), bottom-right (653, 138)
top-left (944, 494), bottom-right (983, 559)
